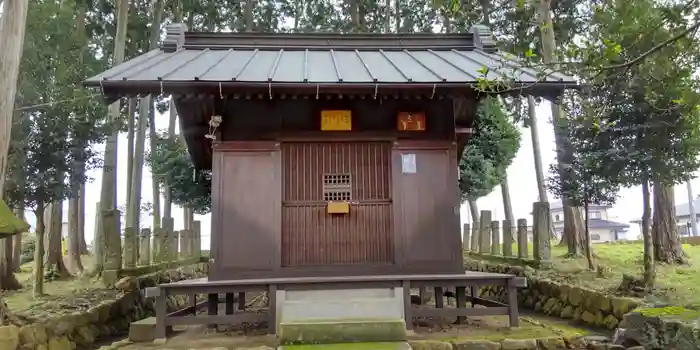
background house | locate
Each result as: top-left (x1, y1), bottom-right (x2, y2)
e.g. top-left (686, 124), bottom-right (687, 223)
top-left (630, 198), bottom-right (700, 237)
top-left (534, 201), bottom-right (630, 243)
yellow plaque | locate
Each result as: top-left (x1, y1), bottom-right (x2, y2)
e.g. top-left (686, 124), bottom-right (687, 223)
top-left (327, 201), bottom-right (350, 214)
top-left (321, 110), bottom-right (352, 131)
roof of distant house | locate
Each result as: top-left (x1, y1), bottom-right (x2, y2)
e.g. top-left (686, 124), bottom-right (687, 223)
top-left (631, 198), bottom-right (700, 223)
top-left (549, 201), bottom-right (613, 211)
top-left (552, 218), bottom-right (629, 232)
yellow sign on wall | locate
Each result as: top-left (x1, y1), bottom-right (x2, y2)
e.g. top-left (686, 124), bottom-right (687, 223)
top-left (321, 110), bottom-right (352, 131)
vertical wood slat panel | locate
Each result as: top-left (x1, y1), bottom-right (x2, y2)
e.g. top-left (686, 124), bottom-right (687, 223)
top-left (281, 142), bottom-right (392, 266)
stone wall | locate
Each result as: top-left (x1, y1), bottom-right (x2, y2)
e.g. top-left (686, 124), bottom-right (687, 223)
top-left (465, 259), bottom-right (640, 330)
top-left (0, 263), bottom-right (208, 350)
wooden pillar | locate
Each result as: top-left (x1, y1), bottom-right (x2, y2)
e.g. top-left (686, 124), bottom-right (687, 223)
top-left (138, 228), bottom-right (151, 265)
top-left (517, 218), bottom-right (529, 259)
top-left (502, 219), bottom-right (513, 257)
top-left (462, 223), bottom-right (470, 251)
top-left (532, 202), bottom-right (551, 261)
top-left (478, 211), bottom-right (492, 253)
top-left (490, 220), bottom-right (500, 255)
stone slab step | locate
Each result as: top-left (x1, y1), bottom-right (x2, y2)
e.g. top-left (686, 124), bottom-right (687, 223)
top-left (280, 298), bottom-right (403, 322)
top-left (279, 341), bottom-right (411, 350)
top-left (278, 319), bottom-right (407, 345)
top-left (129, 317), bottom-right (156, 342)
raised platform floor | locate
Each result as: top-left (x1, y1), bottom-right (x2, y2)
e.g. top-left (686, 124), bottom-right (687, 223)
top-left (145, 272), bottom-right (527, 342)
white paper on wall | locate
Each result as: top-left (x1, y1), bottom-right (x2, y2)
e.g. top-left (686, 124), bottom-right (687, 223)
top-left (401, 153), bottom-right (416, 174)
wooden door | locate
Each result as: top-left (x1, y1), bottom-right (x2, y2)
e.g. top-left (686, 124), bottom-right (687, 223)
top-left (281, 142), bottom-right (393, 266)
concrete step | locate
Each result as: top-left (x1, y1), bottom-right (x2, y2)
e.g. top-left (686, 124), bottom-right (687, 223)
top-left (129, 317), bottom-right (156, 342)
top-left (277, 319), bottom-right (407, 345)
top-left (279, 342), bottom-right (412, 350)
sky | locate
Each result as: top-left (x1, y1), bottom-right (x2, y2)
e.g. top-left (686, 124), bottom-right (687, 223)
top-left (22, 99), bottom-right (700, 249)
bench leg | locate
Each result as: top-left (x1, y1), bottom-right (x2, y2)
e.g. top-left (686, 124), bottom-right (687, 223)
top-left (238, 292), bottom-right (246, 310)
top-left (208, 293), bottom-right (219, 328)
top-left (455, 287), bottom-right (467, 324)
top-left (434, 287), bottom-right (444, 308)
top-left (470, 286), bottom-right (478, 307)
top-left (418, 287), bottom-right (427, 305)
top-left (402, 280), bottom-right (412, 331)
top-left (225, 293), bottom-right (235, 315)
top-left (155, 294), bottom-right (167, 340)
top-left (267, 284), bottom-right (277, 334)
top-left (507, 279), bottom-right (519, 327)
top-left (187, 293), bottom-right (196, 315)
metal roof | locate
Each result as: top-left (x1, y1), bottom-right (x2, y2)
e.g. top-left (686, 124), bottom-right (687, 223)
top-left (84, 24), bottom-right (577, 96)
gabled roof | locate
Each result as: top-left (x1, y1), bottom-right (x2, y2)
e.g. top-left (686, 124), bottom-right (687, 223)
top-left (84, 24), bottom-right (577, 99)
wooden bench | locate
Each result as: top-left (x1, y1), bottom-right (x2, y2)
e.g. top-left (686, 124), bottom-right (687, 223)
top-left (144, 272), bottom-right (527, 340)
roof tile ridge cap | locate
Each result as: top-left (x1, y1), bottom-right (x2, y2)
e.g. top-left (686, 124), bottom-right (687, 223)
top-left (470, 24), bottom-right (498, 53)
top-left (162, 23), bottom-right (188, 53)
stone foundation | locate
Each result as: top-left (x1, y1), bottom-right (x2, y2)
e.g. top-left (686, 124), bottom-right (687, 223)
top-left (464, 259), bottom-right (640, 330)
top-left (0, 263), bottom-right (208, 350)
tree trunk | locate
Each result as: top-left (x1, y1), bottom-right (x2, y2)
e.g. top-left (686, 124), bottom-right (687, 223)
top-left (127, 0), bottom-right (163, 232)
top-left (687, 180), bottom-right (698, 236)
top-left (528, 96), bottom-right (547, 202)
top-left (44, 202), bottom-right (70, 278)
top-left (0, 235), bottom-right (21, 291)
top-left (33, 202), bottom-right (46, 297)
top-left (148, 97), bottom-right (161, 230)
top-left (11, 208), bottom-right (23, 271)
top-left (537, 0), bottom-right (584, 255)
top-left (652, 181), bottom-right (687, 264)
top-left (468, 199), bottom-right (479, 225)
top-left (67, 191), bottom-right (84, 273)
top-left (385, 0), bottom-right (391, 32)
top-left (94, 0), bottom-right (129, 276)
top-left (245, 0), bottom-right (255, 31)
top-left (501, 176), bottom-right (515, 244)
top-left (163, 99), bottom-right (177, 218)
top-left (583, 200), bottom-right (594, 270)
top-left (641, 177), bottom-right (655, 287)
top-left (0, 0), bottom-right (30, 195)
top-left (126, 98), bottom-right (136, 206)
top-left (394, 0), bottom-right (400, 32)
top-left (78, 183), bottom-right (88, 254)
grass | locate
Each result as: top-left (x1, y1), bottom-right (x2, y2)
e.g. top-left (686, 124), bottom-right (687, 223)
top-left (469, 241), bottom-right (700, 306)
top-left (3, 254), bottom-right (113, 316)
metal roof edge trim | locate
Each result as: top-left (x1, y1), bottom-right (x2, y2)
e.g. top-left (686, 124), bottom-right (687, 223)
top-left (84, 80), bottom-right (580, 89)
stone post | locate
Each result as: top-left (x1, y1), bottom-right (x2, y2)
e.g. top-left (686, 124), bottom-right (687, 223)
top-left (123, 227), bottom-right (137, 268)
top-left (532, 202), bottom-right (552, 261)
top-left (171, 230), bottom-right (180, 262)
top-left (179, 229), bottom-right (190, 260)
top-left (139, 228), bottom-right (151, 265)
top-left (470, 223), bottom-right (479, 252)
top-left (462, 223), bottom-right (470, 251)
top-left (192, 220), bottom-right (201, 259)
top-left (152, 228), bottom-right (164, 263)
top-left (502, 219), bottom-right (513, 257)
top-left (102, 209), bottom-right (122, 287)
top-left (162, 217), bottom-right (174, 263)
top-left (478, 211), bottom-right (491, 253)
top-left (490, 220), bottom-right (500, 255)
top-left (517, 218), bottom-right (529, 259)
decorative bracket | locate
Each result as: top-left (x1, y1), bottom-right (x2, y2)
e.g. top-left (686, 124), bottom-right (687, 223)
top-left (470, 24), bottom-right (498, 53)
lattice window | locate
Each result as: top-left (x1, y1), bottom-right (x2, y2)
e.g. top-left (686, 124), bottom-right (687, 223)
top-left (322, 174), bottom-right (352, 201)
